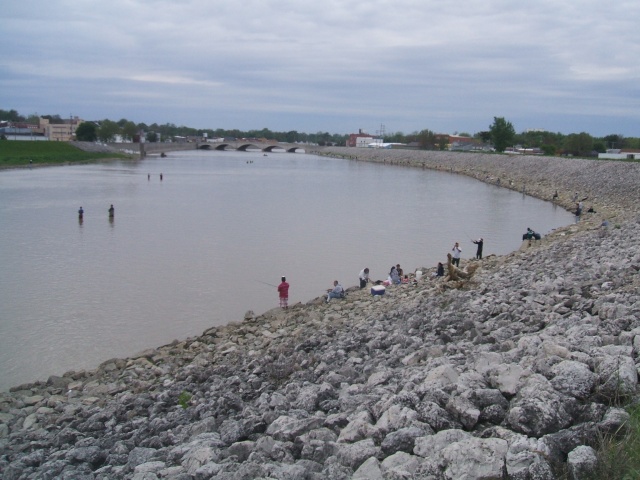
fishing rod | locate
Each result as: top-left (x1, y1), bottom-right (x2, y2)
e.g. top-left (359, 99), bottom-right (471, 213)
top-left (254, 279), bottom-right (278, 288)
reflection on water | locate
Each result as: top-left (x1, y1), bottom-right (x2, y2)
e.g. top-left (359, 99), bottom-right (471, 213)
top-left (0, 151), bottom-right (574, 390)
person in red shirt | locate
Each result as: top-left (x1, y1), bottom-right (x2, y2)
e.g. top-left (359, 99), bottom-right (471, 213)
top-left (277, 276), bottom-right (289, 309)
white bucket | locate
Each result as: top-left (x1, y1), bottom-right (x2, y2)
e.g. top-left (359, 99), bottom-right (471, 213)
top-left (415, 270), bottom-right (423, 280)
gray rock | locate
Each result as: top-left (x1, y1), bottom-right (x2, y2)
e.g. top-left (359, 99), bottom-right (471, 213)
top-left (567, 445), bottom-right (598, 480)
top-left (440, 437), bottom-right (508, 480)
top-left (265, 415), bottom-right (324, 442)
top-left (66, 446), bottom-right (107, 468)
top-left (380, 451), bottom-right (420, 476)
top-left (550, 360), bottom-right (595, 400)
top-left (381, 426), bottom-right (427, 456)
top-left (507, 375), bottom-right (574, 436)
top-left (352, 457), bottom-right (383, 480)
top-left (334, 438), bottom-right (381, 470)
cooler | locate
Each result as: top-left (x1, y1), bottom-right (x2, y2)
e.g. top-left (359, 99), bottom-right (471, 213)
top-left (371, 285), bottom-right (386, 296)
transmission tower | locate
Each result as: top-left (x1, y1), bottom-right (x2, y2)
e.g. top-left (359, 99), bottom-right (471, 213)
top-left (378, 124), bottom-right (386, 141)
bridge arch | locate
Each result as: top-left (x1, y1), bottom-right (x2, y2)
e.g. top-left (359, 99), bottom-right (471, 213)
top-left (237, 143), bottom-right (262, 151)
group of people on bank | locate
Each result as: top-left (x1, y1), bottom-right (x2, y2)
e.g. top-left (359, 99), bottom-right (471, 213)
top-left (276, 237), bottom-right (486, 309)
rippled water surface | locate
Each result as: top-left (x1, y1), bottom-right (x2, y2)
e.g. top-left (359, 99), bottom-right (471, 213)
top-left (0, 150), bottom-right (574, 390)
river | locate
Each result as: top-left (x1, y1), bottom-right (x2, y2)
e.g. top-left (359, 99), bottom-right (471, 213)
top-left (0, 149), bottom-right (574, 390)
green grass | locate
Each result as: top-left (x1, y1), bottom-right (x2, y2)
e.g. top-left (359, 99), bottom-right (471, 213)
top-left (177, 390), bottom-right (192, 409)
top-left (592, 403), bottom-right (640, 479)
top-left (0, 140), bottom-right (127, 168)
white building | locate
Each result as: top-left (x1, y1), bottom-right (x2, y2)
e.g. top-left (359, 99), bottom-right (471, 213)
top-left (598, 149), bottom-right (640, 160)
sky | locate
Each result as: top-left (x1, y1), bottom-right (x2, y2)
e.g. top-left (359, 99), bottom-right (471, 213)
top-left (2, 1), bottom-right (639, 137)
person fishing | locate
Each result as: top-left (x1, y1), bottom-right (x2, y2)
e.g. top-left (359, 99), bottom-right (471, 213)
top-left (359, 268), bottom-right (370, 289)
top-left (277, 276), bottom-right (289, 310)
top-left (108, 204), bottom-right (115, 218)
top-left (451, 242), bottom-right (462, 267)
top-left (472, 238), bottom-right (483, 259)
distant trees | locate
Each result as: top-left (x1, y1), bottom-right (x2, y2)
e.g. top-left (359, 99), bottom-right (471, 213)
top-left (0, 109), bottom-right (22, 122)
top-left (75, 122), bottom-right (97, 142)
top-left (489, 117), bottom-right (516, 153)
top-left (121, 121), bottom-right (138, 141)
top-left (417, 129), bottom-right (437, 149)
top-left (97, 119), bottom-right (120, 142)
top-left (563, 132), bottom-right (593, 157)
top-left (2, 108), bottom-right (638, 157)
top-left (603, 134), bottom-right (625, 150)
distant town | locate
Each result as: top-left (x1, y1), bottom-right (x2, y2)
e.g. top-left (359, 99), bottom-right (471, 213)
top-left (1, 109), bottom-right (638, 160)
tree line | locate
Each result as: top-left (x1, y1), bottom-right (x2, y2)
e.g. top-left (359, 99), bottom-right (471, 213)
top-left (1, 109), bottom-right (637, 157)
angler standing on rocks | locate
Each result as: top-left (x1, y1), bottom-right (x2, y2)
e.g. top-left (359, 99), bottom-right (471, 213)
top-left (277, 276), bottom-right (289, 310)
top-left (472, 238), bottom-right (484, 259)
top-left (452, 242), bottom-right (462, 267)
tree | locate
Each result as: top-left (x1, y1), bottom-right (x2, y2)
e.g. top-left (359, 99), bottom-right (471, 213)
top-left (540, 144), bottom-right (557, 156)
top-left (121, 121), bottom-right (138, 141)
top-left (417, 129), bottom-right (437, 150)
top-left (75, 122), bottom-right (97, 142)
top-left (97, 119), bottom-right (120, 142)
top-left (285, 130), bottom-right (298, 143)
top-left (489, 117), bottom-right (515, 153)
top-left (475, 131), bottom-right (492, 143)
top-left (26, 114), bottom-right (40, 125)
top-left (0, 109), bottom-right (23, 122)
top-left (563, 132), bottom-right (593, 157)
top-left (603, 134), bottom-right (625, 150)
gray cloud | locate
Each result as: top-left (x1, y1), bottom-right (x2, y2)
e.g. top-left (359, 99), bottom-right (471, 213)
top-left (1, 0), bottom-right (639, 135)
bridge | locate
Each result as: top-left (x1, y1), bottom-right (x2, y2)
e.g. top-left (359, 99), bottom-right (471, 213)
top-left (195, 141), bottom-right (305, 153)
top-left (102, 141), bottom-right (308, 158)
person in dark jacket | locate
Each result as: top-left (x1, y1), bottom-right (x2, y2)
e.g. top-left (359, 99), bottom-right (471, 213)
top-left (472, 238), bottom-right (484, 259)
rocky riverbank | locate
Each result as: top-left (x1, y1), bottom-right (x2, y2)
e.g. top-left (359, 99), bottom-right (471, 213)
top-left (2, 150), bottom-right (640, 479)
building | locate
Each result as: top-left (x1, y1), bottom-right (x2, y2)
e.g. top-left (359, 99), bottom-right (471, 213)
top-left (39, 116), bottom-right (83, 141)
top-left (448, 135), bottom-right (482, 151)
top-left (598, 149), bottom-right (640, 160)
top-left (347, 129), bottom-right (379, 148)
top-left (0, 121), bottom-right (46, 140)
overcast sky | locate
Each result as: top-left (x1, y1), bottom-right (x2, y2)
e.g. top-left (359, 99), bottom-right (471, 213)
top-left (2, 1), bottom-right (639, 137)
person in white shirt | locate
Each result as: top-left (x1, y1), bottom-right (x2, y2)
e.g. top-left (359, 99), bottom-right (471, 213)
top-left (452, 242), bottom-right (462, 267)
top-left (359, 268), bottom-right (370, 288)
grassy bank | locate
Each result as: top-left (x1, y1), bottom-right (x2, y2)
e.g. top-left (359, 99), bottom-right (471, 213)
top-left (0, 140), bottom-right (127, 168)
top-left (592, 403), bottom-right (640, 479)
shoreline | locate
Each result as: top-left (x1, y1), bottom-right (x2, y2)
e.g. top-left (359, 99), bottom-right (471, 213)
top-left (310, 147), bottom-right (640, 223)
top-left (2, 150), bottom-right (640, 478)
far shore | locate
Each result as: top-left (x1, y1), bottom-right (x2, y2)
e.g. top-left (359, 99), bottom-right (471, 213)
top-left (308, 146), bottom-right (640, 223)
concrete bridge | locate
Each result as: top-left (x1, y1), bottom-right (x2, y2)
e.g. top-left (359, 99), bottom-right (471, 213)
top-left (100, 141), bottom-right (307, 158)
top-left (135, 141), bottom-right (306, 155)
top-left (195, 141), bottom-right (306, 153)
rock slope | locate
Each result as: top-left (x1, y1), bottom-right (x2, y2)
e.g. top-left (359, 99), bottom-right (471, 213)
top-left (1, 150), bottom-right (639, 479)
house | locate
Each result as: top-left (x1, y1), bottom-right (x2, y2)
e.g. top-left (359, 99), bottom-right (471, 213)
top-left (598, 149), bottom-right (640, 160)
top-left (347, 129), bottom-right (380, 147)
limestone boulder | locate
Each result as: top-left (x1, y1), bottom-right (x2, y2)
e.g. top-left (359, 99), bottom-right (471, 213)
top-left (550, 360), bottom-right (595, 400)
